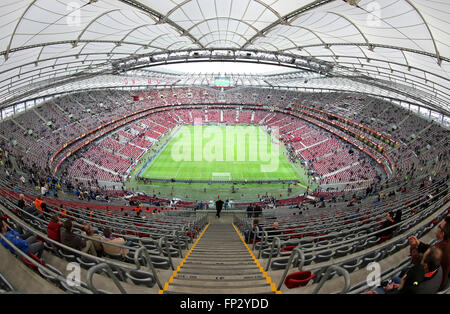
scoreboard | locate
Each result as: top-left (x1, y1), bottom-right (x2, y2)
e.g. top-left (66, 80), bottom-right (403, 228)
top-left (214, 77), bottom-right (231, 87)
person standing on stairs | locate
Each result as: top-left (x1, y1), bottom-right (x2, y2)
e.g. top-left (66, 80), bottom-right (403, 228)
top-left (215, 198), bottom-right (224, 218)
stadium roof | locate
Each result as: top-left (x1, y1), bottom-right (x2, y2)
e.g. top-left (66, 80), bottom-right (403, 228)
top-left (0, 0), bottom-right (449, 115)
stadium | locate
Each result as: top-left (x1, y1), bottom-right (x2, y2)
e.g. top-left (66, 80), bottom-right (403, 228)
top-left (0, 0), bottom-right (449, 298)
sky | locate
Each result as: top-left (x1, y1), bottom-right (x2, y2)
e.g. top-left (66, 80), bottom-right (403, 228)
top-left (151, 62), bottom-right (296, 75)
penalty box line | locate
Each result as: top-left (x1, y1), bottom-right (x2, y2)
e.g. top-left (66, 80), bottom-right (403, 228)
top-left (137, 126), bottom-right (183, 177)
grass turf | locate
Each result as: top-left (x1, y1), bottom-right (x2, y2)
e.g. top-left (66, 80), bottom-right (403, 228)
top-left (138, 125), bottom-right (301, 182)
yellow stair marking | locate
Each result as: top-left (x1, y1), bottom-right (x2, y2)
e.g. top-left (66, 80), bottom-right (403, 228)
top-left (232, 223), bottom-right (282, 294)
top-left (158, 223), bottom-right (210, 294)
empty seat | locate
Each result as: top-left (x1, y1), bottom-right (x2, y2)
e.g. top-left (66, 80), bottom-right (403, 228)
top-left (334, 245), bottom-right (353, 258)
top-left (385, 244), bottom-right (398, 256)
top-left (353, 240), bottom-right (368, 253)
top-left (270, 255), bottom-right (299, 270)
top-left (316, 240), bottom-right (329, 248)
top-left (160, 247), bottom-right (180, 258)
top-left (313, 268), bottom-right (337, 283)
top-left (38, 264), bottom-right (63, 287)
top-left (361, 251), bottom-right (383, 267)
top-left (366, 236), bottom-right (380, 247)
top-left (300, 243), bottom-right (314, 250)
top-left (284, 271), bottom-right (315, 289)
top-left (105, 252), bottom-right (123, 261)
top-left (396, 238), bottom-right (409, 249)
top-left (341, 258), bottom-right (363, 273)
top-left (148, 256), bottom-right (172, 270)
top-left (105, 264), bottom-right (127, 282)
top-left (76, 256), bottom-right (98, 269)
top-left (302, 254), bottom-right (314, 266)
top-left (126, 270), bottom-right (155, 288)
top-left (140, 237), bottom-right (156, 245)
top-left (314, 250), bottom-right (334, 263)
top-left (58, 249), bottom-right (77, 263)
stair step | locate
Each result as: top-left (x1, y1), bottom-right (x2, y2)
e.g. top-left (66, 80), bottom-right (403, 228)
top-left (186, 256), bottom-right (254, 262)
top-left (178, 269), bottom-right (262, 276)
top-left (183, 260), bottom-right (256, 266)
top-left (167, 285), bottom-right (274, 294)
top-left (191, 250), bottom-right (249, 254)
top-left (181, 263), bottom-right (257, 269)
top-left (176, 273), bottom-right (264, 281)
top-left (171, 279), bottom-right (268, 288)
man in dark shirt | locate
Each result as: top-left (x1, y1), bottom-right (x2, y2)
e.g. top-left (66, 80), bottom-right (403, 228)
top-left (254, 204), bottom-right (262, 217)
top-left (215, 199), bottom-right (224, 218)
top-left (265, 222), bottom-right (281, 237)
top-left (246, 204), bottom-right (254, 218)
top-left (17, 194), bottom-right (25, 210)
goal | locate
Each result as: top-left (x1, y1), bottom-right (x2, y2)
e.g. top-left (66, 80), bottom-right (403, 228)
top-left (211, 172), bottom-right (231, 181)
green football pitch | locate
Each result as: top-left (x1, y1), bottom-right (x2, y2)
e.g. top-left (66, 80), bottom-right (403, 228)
top-left (138, 125), bottom-right (303, 182)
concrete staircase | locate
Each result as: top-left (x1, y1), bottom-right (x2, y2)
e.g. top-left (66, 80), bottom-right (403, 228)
top-left (166, 222), bottom-right (275, 294)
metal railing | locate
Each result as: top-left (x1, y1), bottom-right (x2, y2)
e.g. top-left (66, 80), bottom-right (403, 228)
top-left (134, 246), bottom-right (163, 290)
top-left (312, 265), bottom-right (350, 294)
top-left (264, 236), bottom-right (281, 271)
top-left (277, 247), bottom-right (305, 291)
top-left (86, 263), bottom-right (127, 294)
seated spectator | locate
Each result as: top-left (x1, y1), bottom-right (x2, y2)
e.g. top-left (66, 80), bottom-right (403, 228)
top-left (33, 196), bottom-right (44, 218)
top-left (59, 205), bottom-right (67, 219)
top-left (408, 215), bottom-right (450, 290)
top-left (378, 211), bottom-right (395, 238)
top-left (101, 227), bottom-right (132, 257)
top-left (245, 219), bottom-right (263, 244)
top-left (47, 214), bottom-right (62, 242)
top-left (60, 219), bottom-right (97, 256)
top-left (265, 222), bottom-right (282, 238)
top-left (0, 218), bottom-right (44, 258)
top-left (82, 224), bottom-right (103, 255)
top-left (17, 194), bottom-right (26, 210)
top-left (369, 246), bottom-right (443, 294)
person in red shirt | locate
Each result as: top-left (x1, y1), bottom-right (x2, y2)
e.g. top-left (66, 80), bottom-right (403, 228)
top-left (47, 214), bottom-right (62, 242)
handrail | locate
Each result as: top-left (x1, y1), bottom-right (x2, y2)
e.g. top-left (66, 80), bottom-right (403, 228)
top-left (252, 227), bottom-right (264, 251)
top-left (158, 236), bottom-right (174, 270)
top-left (173, 230), bottom-right (184, 258)
top-left (86, 263), bottom-right (127, 294)
top-left (257, 231), bottom-right (269, 259)
top-left (134, 246), bottom-right (163, 290)
top-left (264, 236), bottom-right (281, 271)
top-left (312, 265), bottom-right (350, 294)
top-left (277, 247), bottom-right (305, 291)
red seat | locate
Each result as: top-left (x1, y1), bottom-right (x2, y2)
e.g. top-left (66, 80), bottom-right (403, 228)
top-left (283, 246), bottom-right (296, 252)
top-left (378, 235), bottom-right (392, 244)
top-left (284, 271), bottom-right (315, 289)
top-left (22, 253), bottom-right (45, 271)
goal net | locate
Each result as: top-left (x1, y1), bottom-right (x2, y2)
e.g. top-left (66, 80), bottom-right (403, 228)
top-left (211, 172), bottom-right (231, 181)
